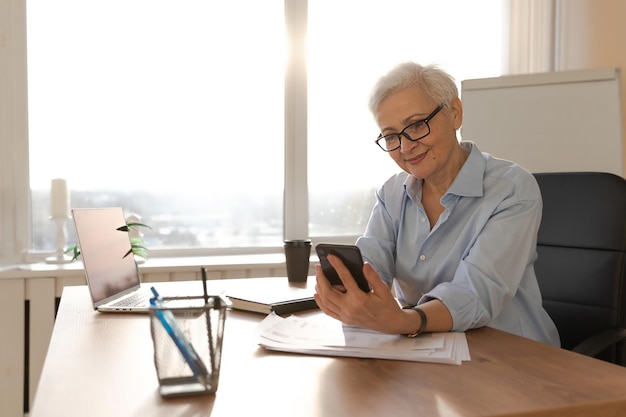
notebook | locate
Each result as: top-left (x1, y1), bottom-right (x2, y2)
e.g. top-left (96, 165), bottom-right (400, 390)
top-left (72, 207), bottom-right (152, 313)
top-left (225, 278), bottom-right (318, 316)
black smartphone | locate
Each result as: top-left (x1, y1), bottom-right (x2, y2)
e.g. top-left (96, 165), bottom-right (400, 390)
top-left (315, 243), bottom-right (370, 292)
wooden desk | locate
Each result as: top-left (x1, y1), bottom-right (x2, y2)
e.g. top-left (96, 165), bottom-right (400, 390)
top-left (30, 278), bottom-right (626, 417)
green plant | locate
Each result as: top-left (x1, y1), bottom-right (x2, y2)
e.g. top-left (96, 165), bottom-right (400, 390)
top-left (65, 222), bottom-right (151, 262)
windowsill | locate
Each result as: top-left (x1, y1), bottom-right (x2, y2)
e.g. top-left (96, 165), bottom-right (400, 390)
top-left (3, 235), bottom-right (356, 279)
top-left (0, 252), bottom-right (321, 279)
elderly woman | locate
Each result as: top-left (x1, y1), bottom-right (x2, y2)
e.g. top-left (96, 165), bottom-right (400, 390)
top-left (314, 62), bottom-right (560, 346)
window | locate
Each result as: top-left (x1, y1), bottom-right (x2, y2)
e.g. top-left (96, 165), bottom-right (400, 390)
top-left (27, 0), bottom-right (285, 252)
top-left (22, 0), bottom-right (502, 257)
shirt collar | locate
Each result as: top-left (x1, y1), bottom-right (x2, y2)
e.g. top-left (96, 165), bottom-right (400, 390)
top-left (403, 141), bottom-right (485, 201)
top-left (447, 141), bottom-right (485, 198)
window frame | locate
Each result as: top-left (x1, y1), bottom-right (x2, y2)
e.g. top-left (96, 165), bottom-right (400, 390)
top-left (0, 0), bottom-right (31, 266)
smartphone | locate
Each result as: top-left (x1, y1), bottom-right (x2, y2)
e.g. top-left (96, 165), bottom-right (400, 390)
top-left (315, 243), bottom-right (370, 292)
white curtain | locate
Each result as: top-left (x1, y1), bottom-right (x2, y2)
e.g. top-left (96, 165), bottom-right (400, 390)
top-left (503, 0), bottom-right (556, 74)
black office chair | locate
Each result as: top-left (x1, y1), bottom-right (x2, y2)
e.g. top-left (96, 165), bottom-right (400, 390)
top-left (533, 172), bottom-right (626, 365)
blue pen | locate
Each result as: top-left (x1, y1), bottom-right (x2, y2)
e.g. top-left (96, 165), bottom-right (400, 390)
top-left (150, 287), bottom-right (209, 385)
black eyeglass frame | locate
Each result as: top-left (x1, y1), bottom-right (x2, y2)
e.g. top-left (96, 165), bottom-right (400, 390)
top-left (375, 103), bottom-right (444, 152)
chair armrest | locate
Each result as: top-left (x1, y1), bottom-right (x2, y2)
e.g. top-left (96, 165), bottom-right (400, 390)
top-left (572, 328), bottom-right (626, 358)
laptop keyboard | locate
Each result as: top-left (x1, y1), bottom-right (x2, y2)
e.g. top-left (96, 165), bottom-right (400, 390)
top-left (110, 290), bottom-right (151, 307)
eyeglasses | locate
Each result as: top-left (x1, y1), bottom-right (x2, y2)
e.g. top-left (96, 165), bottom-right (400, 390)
top-left (375, 104), bottom-right (444, 152)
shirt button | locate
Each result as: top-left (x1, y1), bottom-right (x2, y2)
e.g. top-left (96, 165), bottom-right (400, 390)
top-left (419, 255), bottom-right (426, 261)
top-left (420, 217), bottom-right (427, 223)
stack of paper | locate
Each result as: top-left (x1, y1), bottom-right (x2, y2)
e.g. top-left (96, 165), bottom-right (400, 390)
top-left (257, 313), bottom-right (470, 365)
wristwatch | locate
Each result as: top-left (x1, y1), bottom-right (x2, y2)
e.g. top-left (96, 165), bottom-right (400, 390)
top-left (402, 305), bottom-right (428, 338)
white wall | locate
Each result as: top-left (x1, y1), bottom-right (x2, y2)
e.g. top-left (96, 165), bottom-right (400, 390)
top-left (504, 0), bottom-right (626, 173)
top-left (461, 68), bottom-right (623, 175)
top-left (554, 0), bottom-right (626, 172)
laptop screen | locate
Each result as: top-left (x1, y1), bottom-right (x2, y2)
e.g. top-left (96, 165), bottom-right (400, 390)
top-left (72, 208), bottom-right (140, 306)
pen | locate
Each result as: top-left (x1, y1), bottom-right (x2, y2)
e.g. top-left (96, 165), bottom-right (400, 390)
top-left (201, 267), bottom-right (209, 304)
top-left (200, 268), bottom-right (215, 371)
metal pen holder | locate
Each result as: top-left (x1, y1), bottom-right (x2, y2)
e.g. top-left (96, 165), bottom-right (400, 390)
top-left (149, 295), bottom-right (229, 397)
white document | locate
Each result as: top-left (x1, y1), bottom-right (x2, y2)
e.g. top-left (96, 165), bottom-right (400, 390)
top-left (257, 313), bottom-right (470, 365)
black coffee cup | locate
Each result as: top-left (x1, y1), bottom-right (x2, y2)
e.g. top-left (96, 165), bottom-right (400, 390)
top-left (283, 239), bottom-right (312, 282)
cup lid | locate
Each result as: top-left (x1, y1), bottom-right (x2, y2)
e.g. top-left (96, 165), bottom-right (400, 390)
top-left (283, 239), bottom-right (311, 246)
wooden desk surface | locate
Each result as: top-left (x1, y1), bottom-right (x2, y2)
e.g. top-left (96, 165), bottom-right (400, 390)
top-left (30, 278), bottom-right (626, 417)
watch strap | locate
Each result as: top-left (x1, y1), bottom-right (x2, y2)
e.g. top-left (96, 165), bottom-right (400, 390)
top-left (402, 305), bottom-right (427, 338)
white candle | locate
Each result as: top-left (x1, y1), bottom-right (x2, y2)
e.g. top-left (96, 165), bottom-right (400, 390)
top-left (50, 178), bottom-right (70, 219)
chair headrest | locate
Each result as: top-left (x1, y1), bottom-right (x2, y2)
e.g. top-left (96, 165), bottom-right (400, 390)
top-left (533, 172), bottom-right (626, 251)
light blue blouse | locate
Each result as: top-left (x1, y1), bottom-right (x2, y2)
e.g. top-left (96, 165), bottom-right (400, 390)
top-left (356, 142), bottom-right (560, 346)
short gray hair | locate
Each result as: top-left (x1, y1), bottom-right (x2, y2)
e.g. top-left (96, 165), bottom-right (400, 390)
top-left (368, 62), bottom-right (458, 114)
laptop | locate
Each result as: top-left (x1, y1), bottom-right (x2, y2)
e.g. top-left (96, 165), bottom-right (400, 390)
top-left (72, 207), bottom-right (153, 313)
